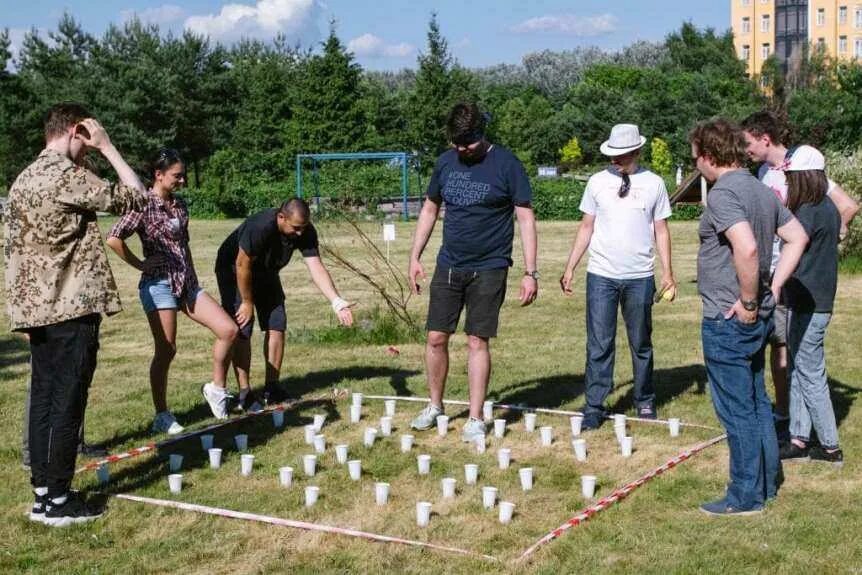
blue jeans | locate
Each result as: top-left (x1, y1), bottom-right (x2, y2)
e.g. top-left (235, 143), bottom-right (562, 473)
top-left (788, 311), bottom-right (839, 449)
top-left (584, 273), bottom-right (655, 415)
top-left (702, 315), bottom-right (779, 510)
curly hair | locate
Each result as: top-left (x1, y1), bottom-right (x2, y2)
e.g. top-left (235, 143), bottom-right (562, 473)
top-left (689, 118), bottom-right (748, 168)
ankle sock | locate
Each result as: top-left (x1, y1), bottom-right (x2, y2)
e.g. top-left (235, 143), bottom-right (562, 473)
top-left (34, 487), bottom-right (47, 497)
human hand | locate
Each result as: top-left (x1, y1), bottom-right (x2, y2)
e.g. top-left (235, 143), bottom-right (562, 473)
top-left (519, 275), bottom-right (538, 307)
top-left (409, 259), bottom-right (426, 295)
top-left (235, 301), bottom-right (254, 328)
top-left (559, 268), bottom-right (575, 296)
top-left (75, 118), bottom-right (113, 152)
top-left (725, 299), bottom-right (757, 324)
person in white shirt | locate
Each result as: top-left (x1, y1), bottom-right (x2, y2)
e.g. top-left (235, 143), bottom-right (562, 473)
top-left (560, 124), bottom-right (676, 429)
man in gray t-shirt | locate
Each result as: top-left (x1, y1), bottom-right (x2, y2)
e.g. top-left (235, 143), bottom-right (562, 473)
top-left (690, 119), bottom-right (808, 516)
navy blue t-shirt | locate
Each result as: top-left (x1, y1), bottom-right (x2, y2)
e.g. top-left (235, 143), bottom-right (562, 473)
top-left (426, 146), bottom-right (532, 270)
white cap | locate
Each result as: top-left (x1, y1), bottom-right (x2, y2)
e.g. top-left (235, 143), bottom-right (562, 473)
top-left (785, 145), bottom-right (825, 171)
top-left (600, 124), bottom-right (647, 157)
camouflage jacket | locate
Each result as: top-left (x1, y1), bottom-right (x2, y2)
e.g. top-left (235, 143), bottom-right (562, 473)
top-left (4, 149), bottom-right (146, 330)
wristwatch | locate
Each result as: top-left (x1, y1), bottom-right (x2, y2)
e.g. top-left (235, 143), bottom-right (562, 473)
top-left (524, 270), bottom-right (540, 280)
top-left (741, 298), bottom-right (758, 312)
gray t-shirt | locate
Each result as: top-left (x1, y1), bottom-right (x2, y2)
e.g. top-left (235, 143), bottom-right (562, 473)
top-left (697, 169), bottom-right (793, 319)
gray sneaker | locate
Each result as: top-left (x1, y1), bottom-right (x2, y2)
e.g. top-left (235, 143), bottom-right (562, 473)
top-left (461, 417), bottom-right (487, 443)
top-left (411, 403), bottom-right (444, 431)
top-left (201, 382), bottom-right (229, 419)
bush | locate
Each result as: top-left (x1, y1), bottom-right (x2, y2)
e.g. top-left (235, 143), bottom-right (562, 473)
top-left (825, 148), bottom-right (862, 272)
top-left (531, 177), bottom-right (586, 220)
top-left (287, 306), bottom-right (422, 345)
top-left (651, 137), bottom-right (673, 176)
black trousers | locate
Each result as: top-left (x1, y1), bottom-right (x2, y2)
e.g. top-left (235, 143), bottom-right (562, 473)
top-left (27, 314), bottom-right (100, 497)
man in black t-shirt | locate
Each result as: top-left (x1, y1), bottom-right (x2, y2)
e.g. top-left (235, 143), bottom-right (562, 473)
top-left (213, 198), bottom-right (354, 407)
top-left (408, 103), bottom-right (538, 443)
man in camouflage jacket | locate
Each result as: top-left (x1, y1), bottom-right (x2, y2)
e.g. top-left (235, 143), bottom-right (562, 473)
top-left (4, 103), bottom-right (146, 526)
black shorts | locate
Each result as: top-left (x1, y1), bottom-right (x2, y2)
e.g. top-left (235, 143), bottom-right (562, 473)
top-left (215, 267), bottom-right (286, 339)
top-left (426, 266), bottom-right (508, 338)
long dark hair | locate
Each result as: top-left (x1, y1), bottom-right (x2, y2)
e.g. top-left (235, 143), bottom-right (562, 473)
top-left (149, 147), bottom-right (184, 180)
top-left (785, 170), bottom-right (828, 214)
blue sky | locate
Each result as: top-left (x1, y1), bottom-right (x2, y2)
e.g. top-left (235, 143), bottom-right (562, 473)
top-left (1, 0), bottom-right (729, 70)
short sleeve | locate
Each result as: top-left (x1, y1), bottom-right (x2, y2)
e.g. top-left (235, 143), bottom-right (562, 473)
top-left (298, 224), bottom-right (320, 258)
top-left (57, 165), bottom-right (145, 215)
top-left (579, 176), bottom-right (598, 215)
top-left (653, 179), bottom-right (672, 221)
top-left (507, 156), bottom-right (533, 207)
top-left (706, 188), bottom-right (747, 234)
top-left (425, 158), bottom-right (444, 203)
top-left (238, 217), bottom-right (272, 258)
top-left (776, 203), bottom-right (793, 229)
top-left (108, 209), bottom-right (143, 240)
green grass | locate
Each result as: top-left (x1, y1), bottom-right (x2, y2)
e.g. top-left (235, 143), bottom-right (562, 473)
top-left (1, 220), bottom-right (861, 573)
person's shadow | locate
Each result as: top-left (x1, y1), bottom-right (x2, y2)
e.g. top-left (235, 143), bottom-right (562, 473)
top-left (0, 336), bottom-right (29, 371)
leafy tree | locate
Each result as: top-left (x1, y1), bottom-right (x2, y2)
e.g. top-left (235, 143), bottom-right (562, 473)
top-left (559, 136), bottom-right (583, 170)
top-left (650, 137), bottom-right (672, 175)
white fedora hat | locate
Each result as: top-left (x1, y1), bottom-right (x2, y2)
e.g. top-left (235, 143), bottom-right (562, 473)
top-left (600, 124), bottom-right (646, 157)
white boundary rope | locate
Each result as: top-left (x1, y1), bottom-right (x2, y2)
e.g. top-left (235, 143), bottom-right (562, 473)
top-left (115, 493), bottom-right (499, 562)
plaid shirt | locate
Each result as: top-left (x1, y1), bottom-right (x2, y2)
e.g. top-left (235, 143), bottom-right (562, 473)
top-left (108, 191), bottom-right (199, 298)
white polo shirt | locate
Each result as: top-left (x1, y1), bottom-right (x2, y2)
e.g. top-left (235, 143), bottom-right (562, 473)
top-left (579, 167), bottom-right (672, 280)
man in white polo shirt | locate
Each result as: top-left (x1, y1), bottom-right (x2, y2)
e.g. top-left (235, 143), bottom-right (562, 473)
top-left (560, 124), bottom-right (675, 429)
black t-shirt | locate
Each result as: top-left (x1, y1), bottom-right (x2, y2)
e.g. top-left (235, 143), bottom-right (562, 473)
top-left (426, 145), bottom-right (532, 270)
top-left (784, 198), bottom-right (840, 312)
top-left (216, 208), bottom-right (319, 279)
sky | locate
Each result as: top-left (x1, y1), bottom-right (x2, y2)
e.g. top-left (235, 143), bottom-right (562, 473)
top-left (0, 0), bottom-right (729, 71)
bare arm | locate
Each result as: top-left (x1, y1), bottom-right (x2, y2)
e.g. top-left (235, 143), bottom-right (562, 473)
top-left (771, 217), bottom-right (809, 298)
top-left (305, 255), bottom-right (353, 326)
top-left (560, 214), bottom-right (595, 295)
top-left (829, 184), bottom-right (859, 238)
top-left (234, 248), bottom-right (255, 327)
top-left (515, 205), bottom-right (538, 306)
top-left (106, 236), bottom-right (144, 272)
top-left (653, 218), bottom-right (676, 299)
top-left (723, 220), bottom-right (760, 322)
top-left (408, 199), bottom-right (441, 295)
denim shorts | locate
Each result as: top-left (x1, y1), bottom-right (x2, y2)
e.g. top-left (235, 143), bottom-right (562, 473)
top-left (139, 278), bottom-right (204, 313)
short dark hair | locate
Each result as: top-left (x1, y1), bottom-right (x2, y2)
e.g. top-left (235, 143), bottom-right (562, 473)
top-left (150, 148), bottom-right (184, 178)
top-left (279, 198), bottom-right (311, 221)
top-left (689, 118), bottom-right (748, 168)
top-left (44, 102), bottom-right (90, 141)
top-left (786, 170), bottom-right (829, 213)
top-left (446, 102), bottom-right (488, 146)
top-left (740, 110), bottom-right (790, 145)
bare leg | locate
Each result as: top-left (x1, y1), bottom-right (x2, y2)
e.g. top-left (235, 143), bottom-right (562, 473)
top-left (146, 309), bottom-right (178, 413)
top-left (425, 330), bottom-right (450, 408)
top-left (466, 335), bottom-right (490, 420)
top-left (182, 292), bottom-right (238, 389)
top-left (771, 343), bottom-right (789, 417)
top-left (232, 336), bottom-right (252, 392)
top-left (263, 330), bottom-right (285, 383)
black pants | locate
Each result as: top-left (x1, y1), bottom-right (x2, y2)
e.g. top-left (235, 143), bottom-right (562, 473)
top-left (27, 314), bottom-right (101, 497)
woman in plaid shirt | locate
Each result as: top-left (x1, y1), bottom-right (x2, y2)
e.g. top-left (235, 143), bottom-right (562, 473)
top-left (107, 149), bottom-right (239, 434)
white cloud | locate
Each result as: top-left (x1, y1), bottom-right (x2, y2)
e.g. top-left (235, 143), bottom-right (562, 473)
top-left (511, 13), bottom-right (618, 36)
top-left (347, 33), bottom-right (414, 58)
top-left (184, 0), bottom-right (322, 44)
top-left (120, 5), bottom-right (186, 26)
top-left (4, 28), bottom-right (32, 71)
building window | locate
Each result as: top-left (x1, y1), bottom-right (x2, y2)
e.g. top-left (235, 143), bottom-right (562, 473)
top-left (742, 0), bottom-right (750, 5)
top-left (762, 43), bottom-right (771, 59)
top-left (839, 6), bottom-right (847, 25)
top-left (742, 45), bottom-right (751, 61)
top-left (839, 36), bottom-right (848, 53)
top-left (817, 37), bottom-right (826, 50)
top-left (742, 17), bottom-right (751, 34)
top-left (856, 38), bottom-right (862, 57)
top-left (856, 8), bottom-right (862, 28)
top-left (817, 9), bottom-right (825, 26)
top-left (762, 14), bottom-right (771, 32)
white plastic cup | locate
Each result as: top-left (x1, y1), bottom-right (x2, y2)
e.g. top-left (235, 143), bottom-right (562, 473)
top-left (208, 448), bottom-right (222, 469)
top-left (313, 414), bottom-right (327, 431)
top-left (482, 486), bottom-right (498, 509)
top-left (305, 485), bottom-right (319, 507)
top-left (493, 419), bottom-right (507, 439)
top-left (416, 501), bottom-right (432, 527)
top-left (380, 416), bottom-right (393, 437)
top-left (572, 438), bottom-right (587, 462)
top-left (519, 467), bottom-right (534, 491)
top-left (475, 434), bottom-right (486, 454)
top-left (351, 392), bottom-right (363, 407)
top-left (621, 436), bottom-right (633, 458)
top-left (304, 425), bottom-right (316, 445)
top-left (417, 454), bottom-right (431, 475)
top-left (169, 453), bottom-right (183, 472)
top-left (569, 415), bottom-right (583, 437)
top-left (313, 434), bottom-right (326, 454)
top-left (200, 434), bottom-right (214, 452)
top-left (384, 399), bottom-right (396, 417)
top-left (348, 459), bottom-right (362, 481)
top-left (335, 444), bottom-right (349, 464)
top-left (524, 413), bottom-right (537, 433)
top-left (441, 477), bottom-right (457, 498)
top-left (540, 426), bottom-right (553, 447)
top-left (96, 463), bottom-right (110, 484)
top-left (483, 400), bottom-right (494, 421)
top-left (669, 418), bottom-right (681, 437)
top-left (400, 434), bottom-right (414, 453)
top-left (497, 448), bottom-right (511, 470)
top-left (350, 404), bottom-right (362, 424)
top-left (279, 466), bottom-right (293, 487)
top-left (363, 427), bottom-right (378, 448)
top-left (614, 413), bottom-right (627, 427)
top-left (614, 423), bottom-right (626, 443)
top-left (271, 410), bottom-right (284, 428)
top-left (240, 453), bottom-right (255, 476)
top-left (234, 434), bottom-right (248, 452)
top-left (464, 463), bottom-right (479, 485)
top-left (303, 454), bottom-right (317, 477)
top-left (375, 482), bottom-right (390, 505)
top-left (498, 501), bottom-right (515, 524)
top-left (436, 414), bottom-right (449, 437)
top-left (581, 475), bottom-right (597, 498)
top-left (168, 473), bottom-right (182, 494)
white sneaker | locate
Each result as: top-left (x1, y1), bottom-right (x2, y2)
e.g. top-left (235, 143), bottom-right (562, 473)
top-left (461, 417), bottom-right (487, 443)
top-left (152, 411), bottom-right (185, 435)
top-left (201, 382), bottom-right (229, 419)
top-left (410, 403), bottom-right (444, 431)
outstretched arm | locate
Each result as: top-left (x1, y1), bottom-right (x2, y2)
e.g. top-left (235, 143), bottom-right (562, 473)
top-left (304, 256), bottom-right (354, 326)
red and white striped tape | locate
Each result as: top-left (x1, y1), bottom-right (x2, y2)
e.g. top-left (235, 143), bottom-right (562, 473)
top-left (115, 493), bottom-right (498, 562)
top-left (515, 432), bottom-right (727, 563)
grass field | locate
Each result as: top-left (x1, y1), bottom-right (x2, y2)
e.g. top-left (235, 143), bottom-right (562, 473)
top-left (1, 219), bottom-right (861, 574)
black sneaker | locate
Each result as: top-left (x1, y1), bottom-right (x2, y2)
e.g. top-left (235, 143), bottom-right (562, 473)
top-left (44, 492), bottom-right (103, 527)
top-left (637, 404), bottom-right (658, 420)
top-left (581, 412), bottom-right (605, 431)
top-left (779, 441), bottom-right (810, 461)
top-left (239, 391), bottom-right (264, 413)
top-left (808, 446), bottom-right (844, 466)
top-left (28, 492), bottom-right (47, 523)
top-left (78, 442), bottom-right (108, 459)
top-left (263, 383), bottom-right (287, 405)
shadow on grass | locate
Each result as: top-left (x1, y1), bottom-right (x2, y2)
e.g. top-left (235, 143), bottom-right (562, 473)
top-left (0, 336), bottom-right (29, 371)
top-left (829, 377), bottom-right (859, 430)
top-left (608, 364), bottom-right (708, 415)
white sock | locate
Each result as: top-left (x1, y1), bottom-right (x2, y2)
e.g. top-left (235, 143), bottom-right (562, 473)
top-left (51, 494), bottom-right (68, 505)
top-left (34, 487), bottom-right (48, 496)
top-left (239, 389), bottom-right (249, 402)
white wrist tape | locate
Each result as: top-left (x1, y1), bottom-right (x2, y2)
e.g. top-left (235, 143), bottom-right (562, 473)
top-left (331, 297), bottom-right (350, 313)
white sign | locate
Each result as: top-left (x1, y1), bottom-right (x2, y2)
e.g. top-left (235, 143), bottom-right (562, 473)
top-left (538, 166), bottom-right (558, 178)
top-left (383, 223), bottom-right (396, 242)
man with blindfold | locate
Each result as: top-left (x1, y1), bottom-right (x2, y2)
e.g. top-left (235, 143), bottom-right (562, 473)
top-left (408, 102), bottom-right (538, 443)
top-left (560, 124), bottom-right (675, 429)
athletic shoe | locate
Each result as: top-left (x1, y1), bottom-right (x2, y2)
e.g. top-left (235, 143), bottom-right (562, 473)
top-left (44, 492), bottom-right (103, 527)
top-left (774, 415), bottom-right (791, 443)
top-left (78, 442), bottom-right (108, 458)
top-left (808, 446), bottom-right (844, 466)
top-left (28, 492), bottom-right (47, 523)
top-left (461, 417), bottom-right (487, 443)
top-left (779, 441), bottom-right (810, 461)
top-left (410, 403), bottom-right (444, 431)
top-left (263, 383), bottom-right (288, 405)
top-left (152, 411), bottom-right (184, 435)
top-left (636, 404), bottom-right (657, 420)
top-left (581, 412), bottom-right (605, 431)
top-left (239, 392), bottom-right (264, 414)
top-left (201, 382), bottom-right (229, 420)
top-left (699, 497), bottom-right (763, 517)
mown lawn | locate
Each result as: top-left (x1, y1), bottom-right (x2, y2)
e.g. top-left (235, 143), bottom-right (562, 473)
top-left (1, 219), bottom-right (860, 574)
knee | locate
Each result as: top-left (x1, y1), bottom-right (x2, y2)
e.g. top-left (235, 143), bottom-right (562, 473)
top-left (220, 323), bottom-right (239, 344)
top-left (466, 335), bottom-right (489, 353)
top-left (427, 331), bottom-right (449, 351)
top-left (155, 341), bottom-right (177, 361)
